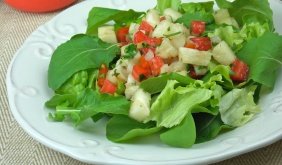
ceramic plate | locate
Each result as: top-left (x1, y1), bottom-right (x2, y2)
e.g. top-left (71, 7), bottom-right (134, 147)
top-left (6, 0), bottom-right (282, 164)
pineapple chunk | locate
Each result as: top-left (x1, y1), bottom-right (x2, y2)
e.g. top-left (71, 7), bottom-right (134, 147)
top-left (163, 8), bottom-right (182, 22)
top-left (152, 20), bottom-right (171, 38)
top-left (179, 47), bottom-right (212, 66)
top-left (129, 89), bottom-right (151, 122)
top-left (146, 9), bottom-right (160, 27)
top-left (156, 38), bottom-right (178, 59)
top-left (170, 34), bottom-right (186, 48)
top-left (98, 26), bottom-right (117, 44)
top-left (106, 70), bottom-right (118, 85)
top-left (212, 41), bottom-right (236, 65)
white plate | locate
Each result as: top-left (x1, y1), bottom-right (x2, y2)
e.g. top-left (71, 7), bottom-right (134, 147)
top-left (6, 0), bottom-right (282, 164)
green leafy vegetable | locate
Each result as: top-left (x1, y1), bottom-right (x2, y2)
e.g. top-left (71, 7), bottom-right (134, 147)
top-left (49, 88), bottom-right (130, 124)
top-left (86, 7), bottom-right (144, 35)
top-left (215, 0), bottom-right (273, 30)
top-left (106, 115), bottom-right (161, 142)
top-left (219, 86), bottom-right (260, 127)
top-left (147, 80), bottom-right (212, 128)
top-left (160, 113), bottom-right (196, 147)
top-left (177, 1), bottom-right (214, 27)
top-left (237, 32), bottom-right (282, 88)
top-left (194, 113), bottom-right (233, 143)
top-left (155, 0), bottom-right (181, 14)
top-left (123, 44), bottom-right (138, 59)
top-left (140, 73), bottom-right (194, 94)
top-left (48, 34), bottom-right (120, 90)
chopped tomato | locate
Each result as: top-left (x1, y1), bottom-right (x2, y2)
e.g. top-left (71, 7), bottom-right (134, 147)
top-left (99, 64), bottom-right (108, 75)
top-left (147, 37), bottom-right (163, 47)
top-left (97, 64), bottom-right (108, 88)
top-left (188, 66), bottom-right (203, 79)
top-left (139, 21), bottom-right (154, 34)
top-left (140, 47), bottom-right (156, 55)
top-left (100, 79), bottom-right (117, 94)
top-left (191, 21), bottom-right (206, 35)
top-left (190, 37), bottom-right (212, 51)
top-left (132, 64), bottom-right (151, 81)
top-left (185, 41), bottom-right (196, 49)
top-left (97, 78), bottom-right (105, 88)
top-left (149, 56), bottom-right (164, 76)
top-left (139, 56), bottom-right (151, 70)
top-left (133, 31), bottom-right (148, 44)
top-left (231, 59), bottom-right (249, 82)
top-left (116, 27), bottom-right (129, 43)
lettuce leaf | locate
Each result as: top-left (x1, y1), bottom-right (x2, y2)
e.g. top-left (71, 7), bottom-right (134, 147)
top-left (155, 0), bottom-right (181, 14)
top-left (215, 0), bottom-right (273, 30)
top-left (237, 32), bottom-right (282, 88)
top-left (176, 1), bottom-right (214, 27)
top-left (219, 86), bottom-right (260, 127)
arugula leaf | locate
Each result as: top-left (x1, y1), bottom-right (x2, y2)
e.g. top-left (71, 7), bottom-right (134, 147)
top-left (215, 0), bottom-right (273, 30)
top-left (49, 88), bottom-right (130, 124)
top-left (219, 86), bottom-right (260, 127)
top-left (140, 73), bottom-right (194, 94)
top-left (237, 32), bottom-right (282, 88)
top-left (155, 0), bottom-right (181, 14)
top-left (106, 115), bottom-right (161, 142)
top-left (177, 1), bottom-right (214, 27)
top-left (48, 34), bottom-right (120, 90)
top-left (194, 113), bottom-right (233, 143)
top-left (86, 7), bottom-right (144, 35)
top-left (160, 113), bottom-right (196, 148)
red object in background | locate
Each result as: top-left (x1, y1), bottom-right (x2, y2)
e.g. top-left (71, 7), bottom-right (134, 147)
top-left (4, 0), bottom-right (76, 12)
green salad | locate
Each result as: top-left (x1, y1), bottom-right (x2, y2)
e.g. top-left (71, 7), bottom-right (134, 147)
top-left (46, 0), bottom-right (282, 148)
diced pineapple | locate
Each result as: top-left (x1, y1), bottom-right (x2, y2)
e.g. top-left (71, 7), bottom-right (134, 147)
top-left (129, 89), bottom-right (151, 122)
top-left (98, 26), bottom-right (117, 44)
top-left (125, 85), bottom-right (139, 99)
top-left (166, 23), bottom-right (188, 38)
top-left (156, 38), bottom-right (178, 59)
top-left (146, 9), bottom-right (160, 27)
top-left (170, 34), bottom-right (186, 48)
top-left (106, 70), bottom-right (118, 85)
top-left (163, 8), bottom-right (182, 22)
top-left (114, 59), bottom-right (130, 81)
top-left (169, 61), bottom-right (187, 73)
top-left (212, 41), bottom-right (236, 65)
top-left (152, 20), bottom-right (171, 38)
top-left (128, 23), bottom-right (140, 39)
top-left (214, 9), bottom-right (239, 28)
top-left (179, 47), bottom-right (212, 66)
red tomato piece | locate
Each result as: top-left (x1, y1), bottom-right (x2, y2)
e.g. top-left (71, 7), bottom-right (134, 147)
top-left (100, 79), bottom-right (117, 94)
top-left (139, 21), bottom-right (154, 34)
top-left (140, 47), bottom-right (156, 55)
top-left (132, 64), bottom-right (151, 81)
top-left (185, 41), bottom-right (196, 49)
top-left (133, 31), bottom-right (148, 44)
top-left (150, 56), bottom-right (164, 76)
top-left (231, 59), bottom-right (249, 82)
top-left (97, 78), bottom-right (105, 88)
top-left (147, 37), bottom-right (163, 47)
top-left (190, 37), bottom-right (212, 51)
top-left (99, 64), bottom-right (108, 75)
top-left (116, 27), bottom-right (129, 43)
top-left (139, 56), bottom-right (151, 70)
top-left (191, 21), bottom-right (206, 35)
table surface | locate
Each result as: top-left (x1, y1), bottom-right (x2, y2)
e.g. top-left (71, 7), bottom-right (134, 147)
top-left (0, 1), bottom-right (281, 164)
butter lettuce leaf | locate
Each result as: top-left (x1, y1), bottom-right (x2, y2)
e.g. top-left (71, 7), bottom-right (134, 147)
top-left (215, 0), bottom-right (273, 30)
top-left (219, 86), bottom-right (260, 127)
top-left (156, 0), bottom-right (181, 14)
